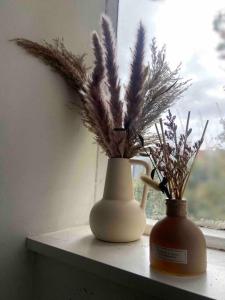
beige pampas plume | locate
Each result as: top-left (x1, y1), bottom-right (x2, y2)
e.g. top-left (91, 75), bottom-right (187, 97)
top-left (12, 38), bottom-right (87, 96)
top-left (82, 31), bottom-right (113, 156)
top-left (101, 15), bottom-right (123, 129)
top-left (141, 175), bottom-right (160, 191)
top-left (123, 21), bottom-right (146, 158)
top-left (125, 22), bottom-right (145, 130)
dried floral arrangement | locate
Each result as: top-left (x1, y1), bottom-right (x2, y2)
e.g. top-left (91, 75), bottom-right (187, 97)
top-left (141, 110), bottom-right (209, 200)
top-left (13, 16), bottom-right (189, 158)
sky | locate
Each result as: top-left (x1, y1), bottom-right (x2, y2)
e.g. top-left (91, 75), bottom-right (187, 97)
top-left (117, 0), bottom-right (225, 148)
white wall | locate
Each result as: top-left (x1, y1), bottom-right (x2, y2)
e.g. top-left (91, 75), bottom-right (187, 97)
top-left (0, 1), bottom-right (106, 299)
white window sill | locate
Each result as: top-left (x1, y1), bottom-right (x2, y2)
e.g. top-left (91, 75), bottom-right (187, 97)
top-left (145, 219), bottom-right (225, 251)
top-left (27, 225), bottom-right (225, 300)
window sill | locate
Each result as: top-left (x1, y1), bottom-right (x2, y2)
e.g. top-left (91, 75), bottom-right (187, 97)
top-left (145, 219), bottom-right (225, 251)
top-left (27, 225), bottom-right (225, 300)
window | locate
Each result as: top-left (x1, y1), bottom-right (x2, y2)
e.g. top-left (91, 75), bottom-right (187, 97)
top-left (118, 0), bottom-right (225, 228)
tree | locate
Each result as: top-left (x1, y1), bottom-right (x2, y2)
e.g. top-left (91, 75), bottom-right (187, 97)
top-left (217, 119), bottom-right (225, 147)
top-left (214, 10), bottom-right (225, 59)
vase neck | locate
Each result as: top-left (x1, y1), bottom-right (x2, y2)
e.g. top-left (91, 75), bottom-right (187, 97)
top-left (166, 199), bottom-right (187, 217)
top-left (103, 158), bottom-right (134, 201)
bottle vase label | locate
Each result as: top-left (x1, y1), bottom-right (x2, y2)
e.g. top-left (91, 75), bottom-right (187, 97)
top-left (152, 244), bottom-right (187, 264)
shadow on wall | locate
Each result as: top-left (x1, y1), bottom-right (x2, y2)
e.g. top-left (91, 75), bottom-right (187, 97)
top-left (0, 48), bottom-right (98, 300)
top-left (0, 1), bottom-right (107, 299)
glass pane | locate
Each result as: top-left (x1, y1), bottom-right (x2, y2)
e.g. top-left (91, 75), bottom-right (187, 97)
top-left (118, 0), bottom-right (225, 226)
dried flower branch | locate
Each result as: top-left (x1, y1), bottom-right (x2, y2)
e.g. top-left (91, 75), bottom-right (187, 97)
top-left (142, 42), bottom-right (189, 124)
top-left (141, 110), bottom-right (209, 200)
top-left (81, 32), bottom-right (113, 156)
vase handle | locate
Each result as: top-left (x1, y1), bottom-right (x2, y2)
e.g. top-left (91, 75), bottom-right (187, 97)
top-left (130, 159), bottom-right (151, 210)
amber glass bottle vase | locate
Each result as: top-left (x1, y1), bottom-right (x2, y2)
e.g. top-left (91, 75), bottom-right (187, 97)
top-left (150, 199), bottom-right (206, 276)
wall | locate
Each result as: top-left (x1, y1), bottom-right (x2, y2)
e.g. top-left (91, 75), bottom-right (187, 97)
top-left (0, 1), bottom-right (106, 299)
top-left (33, 255), bottom-right (152, 300)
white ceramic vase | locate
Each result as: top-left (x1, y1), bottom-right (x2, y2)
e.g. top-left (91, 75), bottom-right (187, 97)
top-left (89, 158), bottom-right (150, 242)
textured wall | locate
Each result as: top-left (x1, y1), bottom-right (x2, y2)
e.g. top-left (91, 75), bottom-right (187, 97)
top-left (0, 1), bottom-right (106, 299)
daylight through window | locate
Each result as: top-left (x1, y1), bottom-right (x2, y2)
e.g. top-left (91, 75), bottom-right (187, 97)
top-left (118, 0), bottom-right (225, 228)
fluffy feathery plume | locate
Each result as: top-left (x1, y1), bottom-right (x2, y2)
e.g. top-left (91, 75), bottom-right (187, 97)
top-left (138, 39), bottom-right (190, 135)
top-left (91, 32), bottom-right (105, 87)
top-left (81, 91), bottom-right (112, 156)
top-left (82, 32), bottom-right (113, 156)
top-left (125, 22), bottom-right (145, 130)
top-left (101, 15), bottom-right (123, 128)
top-left (130, 40), bottom-right (190, 157)
top-left (12, 38), bottom-right (87, 96)
top-left (123, 22), bottom-right (146, 157)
